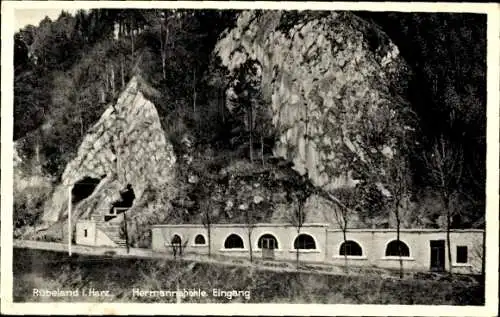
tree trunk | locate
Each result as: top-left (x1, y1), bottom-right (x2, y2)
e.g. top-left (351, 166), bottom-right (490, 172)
top-left (207, 222), bottom-right (211, 258)
top-left (193, 69), bottom-right (197, 131)
top-left (79, 111), bottom-right (84, 138)
top-left (343, 226), bottom-right (348, 274)
top-left (444, 197), bottom-right (452, 275)
top-left (131, 29), bottom-right (135, 55)
top-left (249, 107), bottom-right (254, 163)
top-left (100, 87), bottom-right (106, 103)
top-left (193, 69), bottom-right (197, 114)
top-left (121, 57), bottom-right (125, 88)
top-left (260, 134), bottom-right (264, 166)
top-left (397, 216), bottom-right (403, 279)
top-left (295, 202), bottom-right (304, 270)
top-left (34, 140), bottom-right (41, 175)
top-left (248, 229), bottom-right (253, 263)
top-left (160, 23), bottom-right (166, 80)
top-left (123, 212), bottom-right (129, 253)
top-left (111, 65), bottom-right (115, 97)
top-left (105, 65), bottom-right (109, 93)
top-left (247, 206), bottom-right (253, 262)
top-left (296, 227), bottom-right (300, 270)
top-left (161, 18), bottom-right (169, 81)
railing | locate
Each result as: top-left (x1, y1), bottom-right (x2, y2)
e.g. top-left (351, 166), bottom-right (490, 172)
top-left (89, 208), bottom-right (128, 222)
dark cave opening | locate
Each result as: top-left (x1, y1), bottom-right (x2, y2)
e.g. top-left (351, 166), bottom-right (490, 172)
top-left (71, 176), bottom-right (105, 204)
top-left (106, 184), bottom-right (136, 221)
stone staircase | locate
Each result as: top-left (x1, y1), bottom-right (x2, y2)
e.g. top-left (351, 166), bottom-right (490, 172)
top-left (96, 221), bottom-right (127, 248)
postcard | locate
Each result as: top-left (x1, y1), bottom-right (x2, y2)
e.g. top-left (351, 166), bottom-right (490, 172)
top-left (1, 1), bottom-right (498, 315)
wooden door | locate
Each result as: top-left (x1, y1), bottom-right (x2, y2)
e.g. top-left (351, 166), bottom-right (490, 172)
top-left (430, 240), bottom-right (445, 272)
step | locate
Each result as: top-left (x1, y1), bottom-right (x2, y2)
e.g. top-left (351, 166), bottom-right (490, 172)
top-left (99, 228), bottom-right (121, 233)
top-left (96, 224), bottom-right (121, 229)
top-left (95, 226), bottom-right (127, 247)
top-left (97, 228), bottom-right (121, 234)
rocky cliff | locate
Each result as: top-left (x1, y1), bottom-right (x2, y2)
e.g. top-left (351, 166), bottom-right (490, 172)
top-left (42, 75), bottom-right (177, 239)
top-left (215, 11), bottom-right (414, 197)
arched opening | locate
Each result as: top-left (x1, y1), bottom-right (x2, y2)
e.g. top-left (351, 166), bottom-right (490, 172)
top-left (194, 234), bottom-right (206, 245)
top-left (224, 234), bottom-right (244, 249)
top-left (171, 234), bottom-right (182, 245)
top-left (293, 234), bottom-right (316, 250)
top-left (385, 240), bottom-right (410, 257)
top-left (339, 240), bottom-right (363, 256)
top-left (171, 234), bottom-right (183, 256)
top-left (72, 176), bottom-right (104, 204)
top-left (257, 234), bottom-right (278, 249)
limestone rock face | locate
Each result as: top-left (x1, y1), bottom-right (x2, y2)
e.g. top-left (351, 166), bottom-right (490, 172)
top-left (42, 75), bottom-right (176, 223)
top-left (215, 11), bottom-right (414, 193)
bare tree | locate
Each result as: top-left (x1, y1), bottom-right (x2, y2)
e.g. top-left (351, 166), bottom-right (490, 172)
top-left (120, 55), bottom-right (125, 89)
top-left (244, 203), bottom-right (256, 263)
top-left (310, 177), bottom-right (361, 275)
top-left (386, 160), bottom-right (410, 279)
top-left (285, 175), bottom-right (314, 270)
top-left (111, 64), bottom-right (115, 97)
top-left (123, 211), bottom-right (130, 253)
top-left (201, 199), bottom-right (213, 258)
top-left (248, 98), bottom-right (254, 164)
top-left (287, 192), bottom-right (306, 269)
top-left (327, 186), bottom-right (358, 274)
top-left (155, 10), bottom-right (178, 81)
top-left (423, 134), bottom-right (464, 274)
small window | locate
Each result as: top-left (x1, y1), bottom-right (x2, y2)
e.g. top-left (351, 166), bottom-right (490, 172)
top-left (456, 246), bottom-right (468, 263)
top-left (340, 240), bottom-right (363, 256)
top-left (224, 234), bottom-right (244, 249)
top-left (194, 234), bottom-right (206, 245)
top-left (84, 229), bottom-right (88, 237)
top-left (293, 234), bottom-right (316, 249)
top-left (385, 240), bottom-right (410, 257)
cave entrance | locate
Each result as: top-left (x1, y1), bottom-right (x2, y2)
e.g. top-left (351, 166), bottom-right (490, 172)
top-left (106, 184), bottom-right (136, 221)
top-left (72, 176), bottom-right (104, 204)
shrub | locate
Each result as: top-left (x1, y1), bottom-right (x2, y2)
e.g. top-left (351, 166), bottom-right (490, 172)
top-left (13, 174), bottom-right (53, 235)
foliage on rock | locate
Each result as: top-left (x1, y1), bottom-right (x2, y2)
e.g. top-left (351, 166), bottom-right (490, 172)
top-left (215, 11), bottom-right (417, 222)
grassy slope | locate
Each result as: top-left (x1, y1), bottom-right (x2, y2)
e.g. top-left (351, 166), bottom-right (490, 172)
top-left (13, 248), bottom-right (484, 304)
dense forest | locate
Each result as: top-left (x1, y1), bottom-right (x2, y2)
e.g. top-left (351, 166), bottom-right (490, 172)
top-left (13, 9), bottom-right (486, 233)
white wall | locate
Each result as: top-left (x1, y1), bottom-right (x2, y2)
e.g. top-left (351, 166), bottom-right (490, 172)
top-left (76, 221), bottom-right (96, 246)
top-left (151, 225), bottom-right (484, 273)
top-left (152, 224), bottom-right (329, 262)
top-left (326, 229), bottom-right (484, 273)
top-left (75, 220), bottom-right (118, 247)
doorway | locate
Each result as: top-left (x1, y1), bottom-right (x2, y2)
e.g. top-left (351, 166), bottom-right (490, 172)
top-left (171, 234), bottom-right (183, 256)
top-left (430, 240), bottom-right (445, 272)
top-left (258, 234), bottom-right (278, 260)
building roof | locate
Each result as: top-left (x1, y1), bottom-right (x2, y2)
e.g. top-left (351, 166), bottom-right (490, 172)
top-left (326, 228), bottom-right (484, 233)
top-left (149, 223), bottom-right (484, 232)
top-left (150, 223), bottom-right (330, 229)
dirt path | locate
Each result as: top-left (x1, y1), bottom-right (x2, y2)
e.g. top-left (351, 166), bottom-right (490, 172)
top-left (13, 239), bottom-right (380, 277)
top-left (14, 239), bottom-right (473, 282)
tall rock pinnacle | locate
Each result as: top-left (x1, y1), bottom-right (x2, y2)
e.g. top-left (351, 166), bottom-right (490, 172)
top-left (42, 75), bottom-right (176, 224)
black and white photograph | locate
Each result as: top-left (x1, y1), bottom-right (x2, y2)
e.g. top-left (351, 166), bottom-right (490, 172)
top-left (1, 1), bottom-right (498, 315)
